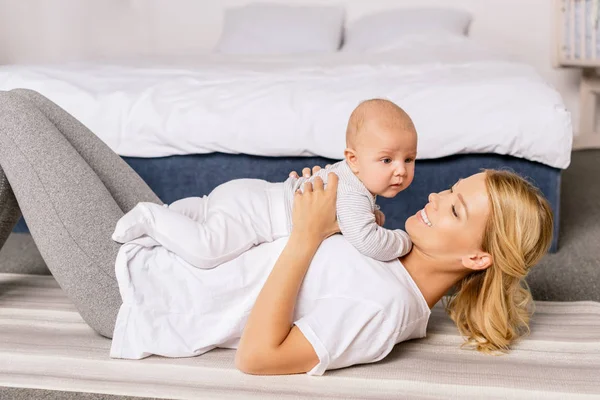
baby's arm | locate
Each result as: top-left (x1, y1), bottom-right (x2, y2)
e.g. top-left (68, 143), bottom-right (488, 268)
top-left (336, 192), bottom-right (412, 261)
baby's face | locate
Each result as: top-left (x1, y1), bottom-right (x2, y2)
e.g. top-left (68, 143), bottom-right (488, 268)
top-left (351, 122), bottom-right (417, 198)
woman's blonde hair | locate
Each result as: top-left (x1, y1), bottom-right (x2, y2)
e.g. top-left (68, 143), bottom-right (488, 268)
top-left (444, 169), bottom-right (554, 355)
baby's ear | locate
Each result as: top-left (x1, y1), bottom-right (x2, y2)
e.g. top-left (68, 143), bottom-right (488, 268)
top-left (344, 148), bottom-right (359, 173)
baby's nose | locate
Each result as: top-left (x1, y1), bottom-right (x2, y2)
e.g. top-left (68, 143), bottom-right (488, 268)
top-left (394, 163), bottom-right (406, 176)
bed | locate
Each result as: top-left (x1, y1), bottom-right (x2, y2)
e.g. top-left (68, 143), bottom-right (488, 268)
top-left (1, 33), bottom-right (571, 251)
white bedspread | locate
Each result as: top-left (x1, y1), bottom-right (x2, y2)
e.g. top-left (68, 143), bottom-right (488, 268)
top-left (0, 36), bottom-right (572, 168)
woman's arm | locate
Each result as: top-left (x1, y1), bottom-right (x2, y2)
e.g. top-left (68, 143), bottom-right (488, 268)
top-left (235, 235), bottom-right (322, 375)
top-left (236, 169), bottom-right (339, 375)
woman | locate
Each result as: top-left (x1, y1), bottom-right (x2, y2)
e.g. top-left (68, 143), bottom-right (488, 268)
top-left (0, 89), bottom-right (553, 376)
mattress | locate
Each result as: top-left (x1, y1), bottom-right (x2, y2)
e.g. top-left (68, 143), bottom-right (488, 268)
top-left (0, 35), bottom-right (572, 169)
top-left (12, 153), bottom-right (563, 252)
top-left (1, 272), bottom-right (598, 399)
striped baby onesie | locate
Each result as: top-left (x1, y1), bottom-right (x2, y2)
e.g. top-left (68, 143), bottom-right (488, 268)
top-left (283, 160), bottom-right (412, 261)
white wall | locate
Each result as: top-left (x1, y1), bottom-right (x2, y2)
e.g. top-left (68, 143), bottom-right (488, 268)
top-left (456, 0), bottom-right (581, 135)
top-left (0, 0), bottom-right (582, 134)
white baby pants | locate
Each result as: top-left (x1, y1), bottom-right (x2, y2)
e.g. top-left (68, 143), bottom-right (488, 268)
top-left (112, 179), bottom-right (289, 269)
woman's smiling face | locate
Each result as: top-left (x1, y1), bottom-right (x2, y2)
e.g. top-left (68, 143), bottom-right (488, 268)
top-left (405, 172), bottom-right (491, 261)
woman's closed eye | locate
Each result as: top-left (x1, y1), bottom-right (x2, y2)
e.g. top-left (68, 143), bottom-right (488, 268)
top-left (450, 186), bottom-right (459, 218)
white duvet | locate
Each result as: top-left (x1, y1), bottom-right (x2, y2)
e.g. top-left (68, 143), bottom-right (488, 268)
top-left (0, 35), bottom-right (572, 168)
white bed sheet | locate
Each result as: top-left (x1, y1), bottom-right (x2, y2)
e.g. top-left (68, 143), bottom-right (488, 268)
top-left (0, 35), bottom-right (572, 169)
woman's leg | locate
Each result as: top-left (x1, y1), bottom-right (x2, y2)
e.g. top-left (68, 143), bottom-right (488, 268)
top-left (0, 91), bottom-right (149, 338)
top-left (10, 88), bottom-right (162, 211)
top-left (0, 170), bottom-right (21, 250)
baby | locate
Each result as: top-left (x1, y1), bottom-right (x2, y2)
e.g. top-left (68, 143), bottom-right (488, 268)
top-left (112, 98), bottom-right (417, 268)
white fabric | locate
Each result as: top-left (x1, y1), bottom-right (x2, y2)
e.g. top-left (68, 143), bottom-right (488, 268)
top-left (111, 180), bottom-right (289, 270)
top-left (215, 3), bottom-right (345, 55)
top-left (342, 7), bottom-right (472, 52)
top-left (110, 234), bottom-right (431, 376)
top-left (0, 35), bottom-right (572, 169)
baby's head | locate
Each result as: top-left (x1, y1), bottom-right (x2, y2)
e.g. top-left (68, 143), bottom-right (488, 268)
top-left (344, 99), bottom-right (417, 198)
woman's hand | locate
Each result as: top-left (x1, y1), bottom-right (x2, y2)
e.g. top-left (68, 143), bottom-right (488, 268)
top-left (288, 164), bottom-right (332, 179)
top-left (291, 173), bottom-right (340, 242)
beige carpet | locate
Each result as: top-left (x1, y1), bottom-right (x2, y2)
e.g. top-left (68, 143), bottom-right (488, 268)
top-left (1, 273), bottom-right (599, 400)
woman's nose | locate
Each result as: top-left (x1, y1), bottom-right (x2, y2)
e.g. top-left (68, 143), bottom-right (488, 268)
top-left (428, 193), bottom-right (439, 210)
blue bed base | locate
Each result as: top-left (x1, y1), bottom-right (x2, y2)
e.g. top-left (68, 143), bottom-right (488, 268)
top-left (13, 153), bottom-right (561, 252)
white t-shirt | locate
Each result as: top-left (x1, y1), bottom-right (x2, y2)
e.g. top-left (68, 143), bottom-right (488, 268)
top-left (110, 234), bottom-right (431, 376)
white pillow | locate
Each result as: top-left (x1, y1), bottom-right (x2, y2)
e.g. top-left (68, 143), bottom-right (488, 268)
top-left (215, 3), bottom-right (345, 55)
top-left (342, 8), bottom-right (472, 52)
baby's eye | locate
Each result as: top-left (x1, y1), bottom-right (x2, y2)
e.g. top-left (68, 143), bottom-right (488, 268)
top-left (381, 158), bottom-right (392, 164)
top-left (405, 158), bottom-right (414, 163)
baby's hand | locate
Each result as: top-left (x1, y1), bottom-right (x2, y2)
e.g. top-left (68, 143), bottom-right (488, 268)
top-left (375, 209), bottom-right (386, 227)
top-left (289, 164), bottom-right (333, 179)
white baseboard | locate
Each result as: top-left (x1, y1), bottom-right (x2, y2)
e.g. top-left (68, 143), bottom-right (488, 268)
top-left (573, 134), bottom-right (600, 150)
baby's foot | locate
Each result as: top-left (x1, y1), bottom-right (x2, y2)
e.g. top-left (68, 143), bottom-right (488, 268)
top-left (111, 202), bottom-right (155, 243)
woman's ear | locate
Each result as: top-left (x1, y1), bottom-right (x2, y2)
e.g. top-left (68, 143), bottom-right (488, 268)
top-left (344, 148), bottom-right (359, 173)
top-left (461, 252), bottom-right (492, 271)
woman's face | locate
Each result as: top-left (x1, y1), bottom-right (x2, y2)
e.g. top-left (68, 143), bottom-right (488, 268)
top-left (405, 172), bottom-right (491, 260)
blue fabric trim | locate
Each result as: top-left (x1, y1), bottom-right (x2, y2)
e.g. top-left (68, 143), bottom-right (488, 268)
top-left (13, 153), bottom-right (561, 252)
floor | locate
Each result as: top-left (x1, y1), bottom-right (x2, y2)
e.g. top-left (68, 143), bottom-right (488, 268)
top-left (2, 272), bottom-right (598, 400)
top-left (0, 388), bottom-right (158, 400)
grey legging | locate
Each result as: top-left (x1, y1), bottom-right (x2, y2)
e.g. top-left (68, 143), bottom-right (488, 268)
top-left (0, 89), bottom-right (163, 338)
